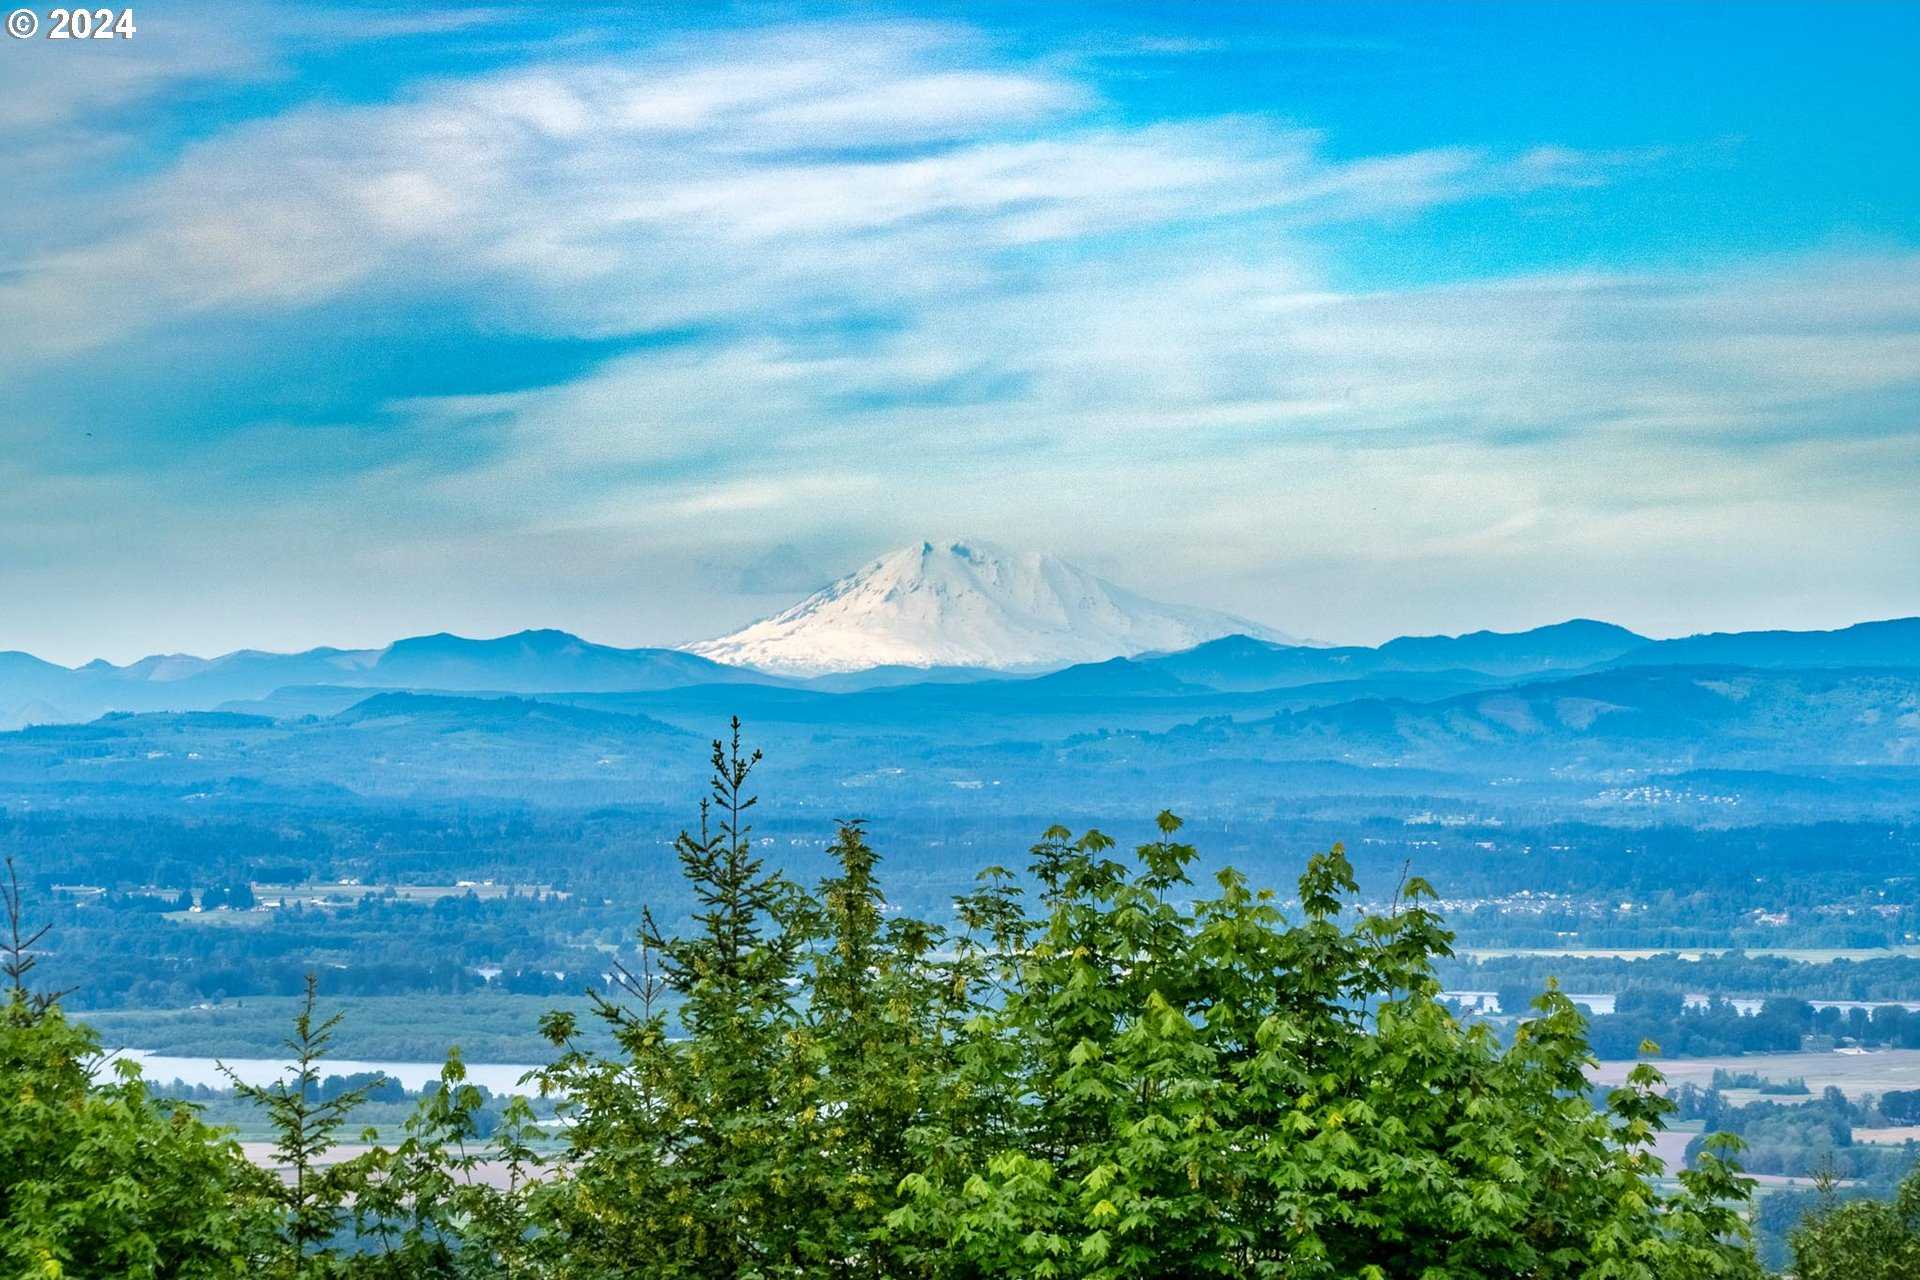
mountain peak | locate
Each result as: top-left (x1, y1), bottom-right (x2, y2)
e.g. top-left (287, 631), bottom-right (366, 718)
top-left (685, 539), bottom-right (1302, 676)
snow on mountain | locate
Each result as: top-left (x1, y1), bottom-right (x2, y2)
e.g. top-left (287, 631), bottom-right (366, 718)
top-left (684, 539), bottom-right (1302, 676)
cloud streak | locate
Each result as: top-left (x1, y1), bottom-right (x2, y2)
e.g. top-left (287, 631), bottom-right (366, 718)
top-left (0, 15), bottom-right (1915, 662)
top-left (0, 22), bottom-right (1655, 365)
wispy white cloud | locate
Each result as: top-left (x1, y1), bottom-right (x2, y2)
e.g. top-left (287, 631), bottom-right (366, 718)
top-left (0, 21), bottom-right (1653, 366)
top-left (0, 16), bottom-right (261, 134)
top-left (341, 239), bottom-right (1917, 650)
top-left (0, 16), bottom-right (1914, 661)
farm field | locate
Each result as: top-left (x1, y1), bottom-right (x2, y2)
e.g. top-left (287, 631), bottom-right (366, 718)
top-left (1591, 1049), bottom-right (1920, 1097)
top-left (1852, 1126), bottom-right (1920, 1145)
top-left (80, 992), bottom-right (612, 1062)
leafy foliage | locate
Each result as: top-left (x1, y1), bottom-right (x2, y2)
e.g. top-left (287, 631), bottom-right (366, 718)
top-left (1, 995), bottom-right (275, 1277)
top-left (886, 818), bottom-right (1766, 1279)
top-left (346, 1050), bottom-right (547, 1278)
top-left (1789, 1165), bottom-right (1920, 1280)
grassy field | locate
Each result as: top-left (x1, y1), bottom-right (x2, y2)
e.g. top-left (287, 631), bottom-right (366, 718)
top-left (1591, 1049), bottom-right (1920, 1098)
top-left (249, 881), bottom-right (559, 902)
top-left (79, 992), bottom-right (617, 1062)
top-left (165, 880), bottom-right (563, 928)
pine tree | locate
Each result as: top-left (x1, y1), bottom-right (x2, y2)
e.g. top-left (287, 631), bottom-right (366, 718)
top-left (798, 819), bottom-right (951, 1276)
top-left (536, 718), bottom-right (812, 1277)
top-left (226, 975), bottom-right (382, 1277)
top-left (2, 857), bottom-right (67, 1014)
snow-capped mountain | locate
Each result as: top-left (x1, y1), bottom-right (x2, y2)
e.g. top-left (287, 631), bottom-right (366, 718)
top-left (684, 539), bottom-right (1302, 676)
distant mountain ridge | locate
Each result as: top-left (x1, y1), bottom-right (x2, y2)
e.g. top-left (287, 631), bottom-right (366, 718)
top-left (3, 655), bottom-right (1913, 819)
top-left (2, 612), bottom-right (1914, 732)
top-left (1130, 619), bottom-right (1653, 691)
top-left (684, 539), bottom-right (1305, 676)
top-left (1611, 617), bottom-right (1920, 669)
top-left (1377, 619), bottom-right (1648, 673)
top-left (333, 690), bottom-right (687, 739)
top-left (0, 630), bottom-right (761, 728)
top-left (1246, 663), bottom-right (1920, 771)
top-left (0, 611), bottom-right (1914, 821)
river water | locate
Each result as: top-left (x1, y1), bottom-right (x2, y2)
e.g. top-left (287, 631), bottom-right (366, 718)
top-left (103, 1050), bottom-right (543, 1096)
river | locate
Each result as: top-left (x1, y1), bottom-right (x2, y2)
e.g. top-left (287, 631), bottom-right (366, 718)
top-left (103, 1050), bottom-right (543, 1096)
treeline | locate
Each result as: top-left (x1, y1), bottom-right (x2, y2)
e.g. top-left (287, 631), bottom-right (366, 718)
top-left (1754, 1180), bottom-right (1920, 1279)
top-left (5, 728), bottom-right (1778, 1279)
top-left (1447, 950), bottom-right (1920, 1003)
top-left (10, 802), bottom-right (1920, 975)
top-left (157, 1070), bottom-right (411, 1105)
top-left (95, 882), bottom-right (257, 912)
top-left (1574, 988), bottom-right (1920, 1059)
top-left (1666, 1082), bottom-right (1920, 1274)
top-left (33, 890), bottom-right (614, 1010)
top-left (1439, 899), bottom-right (1920, 952)
top-left (1674, 1084), bottom-right (1920, 1183)
top-left (150, 1071), bottom-right (557, 1144)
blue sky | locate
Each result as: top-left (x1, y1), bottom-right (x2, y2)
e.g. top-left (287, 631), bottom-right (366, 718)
top-left (2, 1), bottom-right (1917, 663)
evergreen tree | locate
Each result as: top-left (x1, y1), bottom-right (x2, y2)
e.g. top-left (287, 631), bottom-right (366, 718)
top-left (792, 819), bottom-right (954, 1276)
top-left (535, 719), bottom-right (813, 1276)
top-left (225, 975), bottom-right (383, 1277)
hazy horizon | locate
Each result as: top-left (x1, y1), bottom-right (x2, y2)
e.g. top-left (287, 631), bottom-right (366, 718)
top-left (10, 546), bottom-right (1917, 673)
